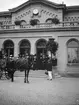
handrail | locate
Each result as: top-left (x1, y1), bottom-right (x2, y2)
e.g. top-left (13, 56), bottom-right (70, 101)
top-left (0, 21), bottom-right (79, 30)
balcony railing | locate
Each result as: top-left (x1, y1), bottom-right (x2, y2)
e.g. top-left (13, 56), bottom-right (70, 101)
top-left (0, 21), bottom-right (79, 30)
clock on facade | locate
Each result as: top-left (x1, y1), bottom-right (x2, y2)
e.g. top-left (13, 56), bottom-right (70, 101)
top-left (33, 9), bottom-right (39, 15)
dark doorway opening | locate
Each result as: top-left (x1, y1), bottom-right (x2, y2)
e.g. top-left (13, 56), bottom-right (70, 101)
top-left (3, 40), bottom-right (14, 57)
top-left (19, 39), bottom-right (30, 57)
top-left (36, 39), bottom-right (47, 70)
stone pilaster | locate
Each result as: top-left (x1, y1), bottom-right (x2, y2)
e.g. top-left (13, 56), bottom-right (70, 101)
top-left (14, 41), bottom-right (19, 57)
top-left (30, 40), bottom-right (36, 55)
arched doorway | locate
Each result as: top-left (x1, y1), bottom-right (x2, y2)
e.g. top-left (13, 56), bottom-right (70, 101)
top-left (3, 40), bottom-right (14, 57)
top-left (19, 39), bottom-right (31, 56)
top-left (36, 39), bottom-right (47, 70)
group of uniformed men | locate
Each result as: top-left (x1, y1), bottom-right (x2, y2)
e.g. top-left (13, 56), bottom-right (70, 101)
top-left (0, 51), bottom-right (57, 81)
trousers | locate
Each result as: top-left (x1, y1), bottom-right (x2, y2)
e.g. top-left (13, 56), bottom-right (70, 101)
top-left (48, 71), bottom-right (52, 80)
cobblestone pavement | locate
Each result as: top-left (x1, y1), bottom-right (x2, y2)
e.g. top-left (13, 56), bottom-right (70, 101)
top-left (0, 77), bottom-right (79, 105)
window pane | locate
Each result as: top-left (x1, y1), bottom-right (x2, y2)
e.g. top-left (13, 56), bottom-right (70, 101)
top-left (68, 40), bottom-right (78, 48)
top-left (46, 20), bottom-right (52, 23)
top-left (68, 48), bottom-right (79, 63)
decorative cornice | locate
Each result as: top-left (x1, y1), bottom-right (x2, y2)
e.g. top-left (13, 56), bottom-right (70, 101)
top-left (0, 11), bottom-right (11, 17)
top-left (0, 36), bottom-right (52, 39)
top-left (0, 27), bottom-right (79, 34)
top-left (66, 5), bottom-right (79, 11)
top-left (0, 0), bottom-right (79, 17)
top-left (9, 0), bottom-right (66, 13)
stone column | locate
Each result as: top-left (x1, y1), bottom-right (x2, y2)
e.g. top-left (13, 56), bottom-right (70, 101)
top-left (14, 41), bottom-right (19, 57)
top-left (57, 40), bottom-right (67, 74)
top-left (30, 40), bottom-right (36, 55)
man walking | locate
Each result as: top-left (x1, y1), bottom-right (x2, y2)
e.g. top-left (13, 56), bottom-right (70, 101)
top-left (46, 56), bottom-right (52, 80)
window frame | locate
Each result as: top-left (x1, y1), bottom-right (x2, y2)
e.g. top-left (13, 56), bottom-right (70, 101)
top-left (67, 39), bottom-right (79, 66)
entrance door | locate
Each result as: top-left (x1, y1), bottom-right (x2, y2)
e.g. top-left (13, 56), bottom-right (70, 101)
top-left (4, 40), bottom-right (14, 57)
top-left (36, 39), bottom-right (47, 70)
top-left (19, 39), bottom-right (30, 57)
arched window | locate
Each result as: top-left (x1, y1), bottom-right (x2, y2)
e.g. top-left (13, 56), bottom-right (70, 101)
top-left (46, 18), bottom-right (53, 23)
top-left (19, 39), bottom-right (31, 56)
top-left (36, 39), bottom-right (47, 69)
top-left (20, 20), bottom-right (26, 25)
top-left (46, 18), bottom-right (60, 24)
top-left (20, 20), bottom-right (27, 28)
top-left (67, 39), bottom-right (79, 64)
top-left (3, 40), bottom-right (14, 57)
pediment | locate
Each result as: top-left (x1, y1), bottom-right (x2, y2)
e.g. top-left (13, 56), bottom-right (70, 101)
top-left (12, 3), bottom-right (62, 23)
top-left (10, 0), bottom-right (66, 24)
top-left (9, 0), bottom-right (66, 13)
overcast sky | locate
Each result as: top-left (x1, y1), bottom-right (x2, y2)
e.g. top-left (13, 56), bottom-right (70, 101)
top-left (0, 0), bottom-right (79, 12)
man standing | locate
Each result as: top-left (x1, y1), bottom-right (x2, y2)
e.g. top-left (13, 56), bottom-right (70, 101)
top-left (46, 56), bottom-right (52, 80)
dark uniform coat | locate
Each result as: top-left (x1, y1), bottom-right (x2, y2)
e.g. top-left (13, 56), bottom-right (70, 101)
top-left (46, 57), bottom-right (52, 71)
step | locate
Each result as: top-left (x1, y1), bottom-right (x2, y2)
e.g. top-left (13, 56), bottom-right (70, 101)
top-left (60, 66), bottom-right (79, 77)
top-left (14, 70), bottom-right (48, 78)
top-left (66, 66), bottom-right (79, 73)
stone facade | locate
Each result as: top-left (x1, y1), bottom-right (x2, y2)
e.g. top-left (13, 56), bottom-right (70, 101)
top-left (0, 0), bottom-right (79, 74)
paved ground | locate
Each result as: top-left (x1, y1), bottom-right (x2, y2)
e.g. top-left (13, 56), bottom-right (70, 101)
top-left (0, 76), bottom-right (79, 105)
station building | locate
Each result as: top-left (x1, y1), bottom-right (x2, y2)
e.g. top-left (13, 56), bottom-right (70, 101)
top-left (0, 0), bottom-right (79, 74)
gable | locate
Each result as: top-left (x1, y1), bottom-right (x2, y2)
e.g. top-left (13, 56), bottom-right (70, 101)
top-left (13, 4), bottom-right (60, 20)
top-left (11, 0), bottom-right (64, 24)
top-left (9, 0), bottom-right (65, 13)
